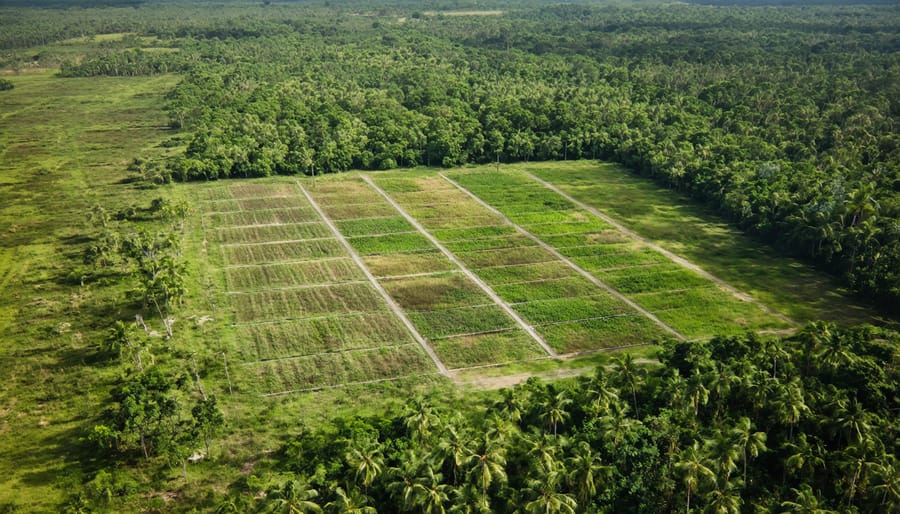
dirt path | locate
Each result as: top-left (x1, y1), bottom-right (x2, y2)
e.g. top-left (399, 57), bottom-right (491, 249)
top-left (297, 182), bottom-right (451, 377)
top-left (524, 172), bottom-right (797, 327)
top-left (439, 173), bottom-right (686, 341)
top-left (361, 175), bottom-right (558, 358)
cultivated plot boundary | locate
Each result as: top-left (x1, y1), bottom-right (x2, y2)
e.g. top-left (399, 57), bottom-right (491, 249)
top-left (362, 175), bottom-right (559, 357)
top-left (523, 171), bottom-right (797, 327)
top-left (439, 173), bottom-right (686, 341)
top-left (297, 181), bottom-right (451, 377)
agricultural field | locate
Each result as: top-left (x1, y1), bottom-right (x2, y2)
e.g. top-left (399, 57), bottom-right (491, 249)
top-left (445, 170), bottom-right (795, 340)
top-left (198, 180), bottom-right (436, 394)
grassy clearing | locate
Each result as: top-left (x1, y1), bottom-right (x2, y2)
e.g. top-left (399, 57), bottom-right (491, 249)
top-left (595, 264), bottom-right (712, 294)
top-left (520, 161), bottom-right (887, 325)
top-left (322, 203), bottom-right (398, 220)
top-left (224, 259), bottom-right (364, 291)
top-left (208, 222), bottom-right (332, 244)
top-left (431, 330), bottom-right (546, 369)
top-left (0, 70), bottom-right (181, 509)
top-left (362, 251), bottom-right (457, 277)
top-left (222, 239), bottom-right (345, 265)
top-left (238, 344), bottom-right (434, 394)
top-left (540, 231), bottom-right (632, 248)
top-left (233, 313), bottom-right (414, 361)
top-left (231, 283), bottom-right (385, 322)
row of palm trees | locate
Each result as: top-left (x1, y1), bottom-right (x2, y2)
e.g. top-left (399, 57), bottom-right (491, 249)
top-left (213, 323), bottom-right (897, 513)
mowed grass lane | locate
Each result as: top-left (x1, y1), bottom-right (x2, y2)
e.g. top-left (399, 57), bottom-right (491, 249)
top-left (199, 181), bottom-right (434, 394)
top-left (446, 170), bottom-right (794, 339)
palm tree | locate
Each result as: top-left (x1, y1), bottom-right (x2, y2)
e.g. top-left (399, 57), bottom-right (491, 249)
top-left (779, 484), bottom-right (837, 514)
top-left (708, 366), bottom-right (740, 418)
top-left (437, 423), bottom-right (471, 486)
top-left (324, 487), bottom-right (376, 514)
top-left (523, 431), bottom-right (564, 474)
top-left (522, 470), bottom-right (577, 514)
top-left (493, 388), bottom-right (525, 424)
top-left (833, 397), bottom-right (872, 445)
top-left (761, 338), bottom-right (790, 379)
top-left (264, 475), bottom-right (322, 514)
top-left (686, 369), bottom-right (710, 417)
top-left (731, 417), bottom-right (767, 485)
top-left (838, 439), bottom-right (880, 508)
top-left (613, 353), bottom-right (645, 415)
top-left (404, 397), bottom-right (439, 445)
top-left (346, 444), bottom-right (384, 495)
top-left (704, 431), bottom-right (740, 483)
top-left (539, 391), bottom-right (573, 436)
top-left (775, 379), bottom-right (810, 440)
top-left (599, 402), bottom-right (642, 447)
top-left (585, 368), bottom-right (620, 416)
top-left (870, 456), bottom-right (900, 508)
top-left (466, 434), bottom-right (507, 506)
top-left (566, 440), bottom-right (611, 506)
top-left (675, 442), bottom-right (716, 514)
top-left (704, 484), bottom-right (742, 514)
top-left (387, 450), bottom-right (426, 511)
top-left (414, 466), bottom-right (451, 514)
top-left (784, 433), bottom-right (826, 483)
top-left (816, 332), bottom-right (857, 370)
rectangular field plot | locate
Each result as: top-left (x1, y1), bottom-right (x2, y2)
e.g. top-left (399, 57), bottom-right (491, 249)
top-left (223, 239), bottom-right (345, 265)
top-left (205, 208), bottom-right (319, 227)
top-left (238, 196), bottom-right (308, 211)
top-left (408, 305), bottom-right (516, 339)
top-left (477, 261), bottom-right (575, 286)
top-left (336, 216), bottom-right (414, 237)
top-left (382, 273), bottom-right (492, 311)
top-left (538, 315), bottom-right (668, 353)
top-left (419, 215), bottom-right (506, 230)
top-left (309, 178), bottom-right (386, 204)
top-left (593, 264), bottom-right (711, 294)
top-left (231, 283), bottom-right (384, 322)
top-left (362, 251), bottom-right (457, 277)
top-left (523, 220), bottom-right (614, 236)
top-left (241, 344), bottom-right (433, 393)
top-left (229, 182), bottom-right (298, 198)
top-left (633, 287), bottom-right (792, 339)
top-left (494, 276), bottom-right (600, 303)
top-left (565, 247), bottom-right (671, 269)
top-left (431, 225), bottom-right (518, 241)
top-left (321, 203), bottom-right (398, 220)
top-left (235, 312), bottom-right (414, 361)
top-left (375, 176), bottom-right (454, 193)
top-left (203, 198), bottom-right (241, 212)
top-left (442, 234), bottom-right (539, 253)
top-left (456, 246), bottom-right (558, 268)
top-left (540, 231), bottom-right (631, 248)
top-left (431, 330), bottom-right (546, 369)
top-left (209, 223), bottom-right (331, 244)
top-left (513, 294), bottom-right (635, 325)
top-left (347, 232), bottom-right (434, 255)
top-left (225, 259), bottom-right (364, 291)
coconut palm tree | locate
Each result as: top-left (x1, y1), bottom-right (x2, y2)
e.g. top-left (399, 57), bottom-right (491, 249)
top-left (566, 440), bottom-right (611, 506)
top-left (263, 475), bottom-right (322, 514)
top-left (539, 391), bottom-right (573, 436)
top-left (414, 466), bottom-right (451, 514)
top-left (779, 484), bottom-right (837, 514)
top-left (675, 442), bottom-right (715, 514)
top-left (466, 435), bottom-right (507, 506)
top-left (704, 483), bottom-right (742, 514)
top-left (522, 470), bottom-right (577, 514)
top-left (346, 444), bottom-right (384, 495)
top-left (704, 431), bottom-right (740, 483)
top-left (613, 353), bottom-right (645, 416)
top-left (730, 417), bottom-right (767, 485)
top-left (324, 487), bottom-right (376, 514)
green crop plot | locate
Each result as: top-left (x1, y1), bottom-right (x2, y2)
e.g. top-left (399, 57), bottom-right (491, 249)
top-left (408, 304), bottom-right (516, 339)
top-left (322, 203), bottom-right (398, 220)
top-left (238, 196), bottom-right (309, 211)
top-left (222, 238), bottom-right (345, 265)
top-left (477, 261), bottom-right (575, 285)
top-left (231, 283), bottom-right (385, 323)
top-left (456, 246), bottom-right (558, 268)
top-left (431, 225), bottom-right (519, 241)
top-left (442, 234), bottom-right (538, 253)
top-left (447, 169), bottom-right (793, 339)
top-left (241, 344), bottom-right (434, 394)
top-left (382, 273), bottom-right (492, 311)
top-left (362, 251), bottom-right (457, 277)
top-left (513, 294), bottom-right (634, 325)
top-left (347, 232), bottom-right (434, 255)
top-left (225, 259), bottom-right (364, 291)
top-left (205, 207), bottom-right (320, 227)
top-left (494, 276), bottom-right (600, 303)
top-left (336, 216), bottom-right (414, 237)
top-left (209, 222), bottom-right (332, 244)
top-left (431, 330), bottom-right (546, 368)
top-left (539, 315), bottom-right (667, 353)
top-left (234, 312), bottom-right (414, 361)
top-left (229, 183), bottom-right (299, 198)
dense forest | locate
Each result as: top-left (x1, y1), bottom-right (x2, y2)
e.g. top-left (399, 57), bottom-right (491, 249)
top-left (1, 2), bottom-right (898, 512)
top-left (9, 1), bottom-right (895, 309)
top-left (75, 324), bottom-right (900, 512)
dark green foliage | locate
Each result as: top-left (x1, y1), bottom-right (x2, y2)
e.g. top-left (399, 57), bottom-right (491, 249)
top-left (0, 79), bottom-right (12, 91)
top-left (210, 324), bottom-right (899, 513)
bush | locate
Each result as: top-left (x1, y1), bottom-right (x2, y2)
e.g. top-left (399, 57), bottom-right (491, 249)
top-left (0, 78), bottom-right (13, 91)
